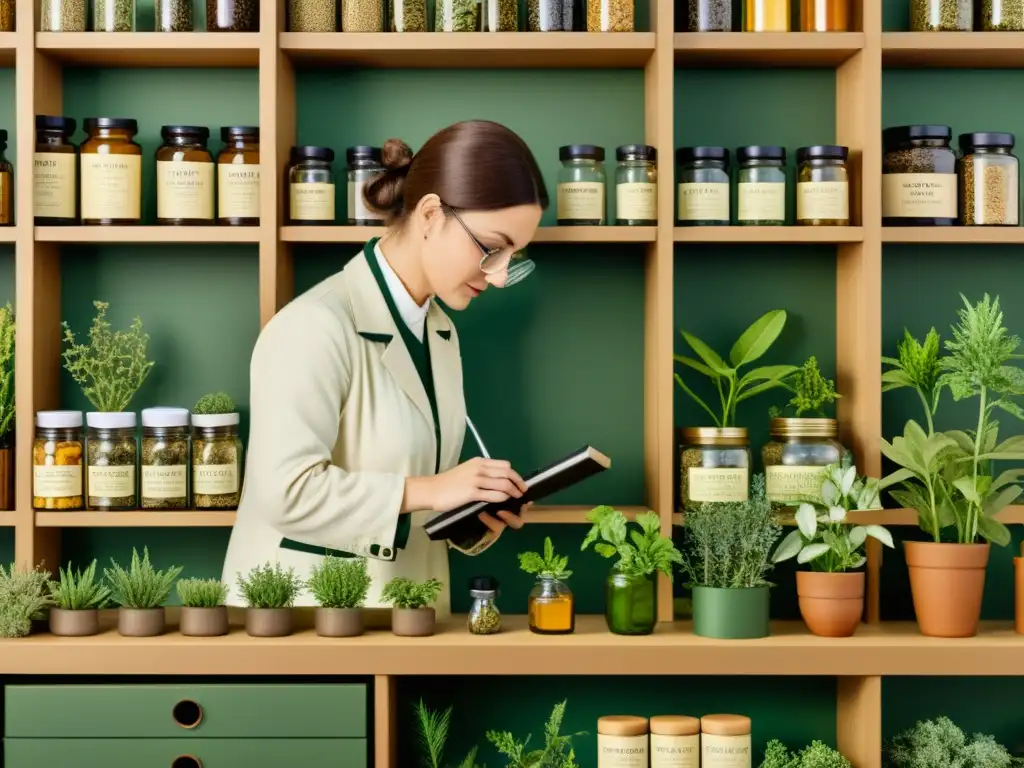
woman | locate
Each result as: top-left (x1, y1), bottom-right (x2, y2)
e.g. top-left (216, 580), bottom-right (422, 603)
top-left (222, 120), bottom-right (548, 619)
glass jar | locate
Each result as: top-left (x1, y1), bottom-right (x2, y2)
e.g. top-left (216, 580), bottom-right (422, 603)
top-left (435, 0), bottom-right (479, 30)
top-left (745, 0), bottom-right (788, 29)
top-left (156, 0), bottom-right (193, 29)
top-left (94, 0), bottom-right (134, 30)
top-left (41, 0), bottom-right (87, 31)
top-left (605, 570), bottom-right (656, 635)
top-left (527, 575), bottom-right (575, 635)
top-left (688, 0), bottom-right (731, 30)
top-left (141, 407), bottom-right (190, 511)
top-left (390, 0), bottom-right (427, 30)
top-left (615, 144), bottom-right (657, 226)
top-left (217, 126), bottom-right (260, 227)
top-left (207, 0), bottom-right (259, 30)
top-left (192, 412), bottom-right (242, 510)
top-left (32, 410), bottom-right (84, 511)
top-left (796, 144), bottom-right (849, 227)
top-left (527, 0), bottom-right (572, 29)
top-left (882, 125), bottom-right (956, 227)
top-left (347, 145), bottom-right (385, 225)
top-left (467, 575), bottom-right (501, 634)
top-left (289, 146), bottom-right (335, 225)
top-left (958, 132), bottom-right (1019, 227)
top-left (80, 117), bottom-right (142, 226)
top-left (676, 146), bottom-right (730, 226)
top-left (481, 0), bottom-right (518, 29)
top-left (0, 131), bottom-right (13, 228)
top-left (587, 0), bottom-right (634, 30)
top-left (801, 0), bottom-right (848, 29)
top-left (737, 145), bottom-right (786, 226)
top-left (342, 0), bottom-right (384, 30)
top-left (762, 417), bottom-right (845, 513)
top-left (910, 0), bottom-right (970, 29)
top-left (86, 411), bottom-right (138, 511)
top-left (34, 115), bottom-right (78, 226)
top-left (156, 125), bottom-right (215, 226)
top-left (289, 0), bottom-right (337, 29)
top-left (557, 145), bottom-right (606, 226)
top-left (983, 0), bottom-right (1024, 28)
top-left (679, 427), bottom-right (750, 512)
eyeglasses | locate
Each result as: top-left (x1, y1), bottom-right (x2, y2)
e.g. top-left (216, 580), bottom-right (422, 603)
top-left (444, 204), bottom-right (535, 287)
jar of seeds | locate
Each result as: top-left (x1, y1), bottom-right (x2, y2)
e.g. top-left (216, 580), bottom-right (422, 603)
top-left (615, 144), bottom-right (657, 225)
top-left (156, 125), bottom-right (215, 226)
top-left (557, 144), bottom-right (606, 226)
top-left (156, 0), bottom-right (193, 30)
top-left (958, 132), bottom-right (1019, 227)
top-left (192, 411), bottom-right (242, 510)
top-left (882, 125), bottom-right (956, 227)
top-left (207, 0), bottom-right (259, 30)
top-left (288, 0), bottom-right (337, 30)
top-left (40, 0), bottom-right (88, 30)
top-left (910, 0), bottom-right (970, 29)
top-left (32, 410), bottom-right (84, 511)
top-left (679, 427), bottom-right (750, 513)
top-left (390, 0), bottom-right (427, 29)
top-left (527, 0), bottom-right (572, 29)
top-left (737, 145), bottom-right (786, 226)
top-left (141, 407), bottom-right (190, 510)
top-left (688, 0), bottom-right (730, 30)
top-left (796, 145), bottom-right (849, 226)
top-left (481, 0), bottom-right (517, 29)
top-left (347, 146), bottom-right (386, 225)
top-left (983, 0), bottom-right (1024, 28)
top-left (588, 0), bottom-right (633, 30)
top-left (435, 0), bottom-right (479, 31)
top-left (86, 411), bottom-right (138, 512)
top-left (762, 417), bottom-right (845, 513)
top-left (34, 116), bottom-right (78, 225)
top-left (217, 126), bottom-right (260, 226)
top-left (289, 145), bottom-right (335, 225)
top-left (467, 576), bottom-right (501, 634)
top-left (676, 146), bottom-right (730, 226)
top-left (343, 0), bottom-right (384, 31)
top-left (94, 0), bottom-right (135, 30)
top-left (0, 0), bottom-right (12, 28)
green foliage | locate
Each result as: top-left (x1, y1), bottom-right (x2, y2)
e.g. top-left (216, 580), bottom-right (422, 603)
top-left (62, 300), bottom-right (154, 412)
top-left (761, 739), bottom-right (796, 768)
top-left (47, 559), bottom-right (111, 610)
top-left (580, 507), bottom-right (682, 578)
top-left (674, 309), bottom-right (797, 428)
top-left (486, 700), bottom-right (583, 768)
top-left (759, 739), bottom-right (852, 768)
top-left (773, 356), bottom-right (840, 418)
top-left (882, 327), bottom-right (944, 434)
top-left (413, 699), bottom-right (485, 768)
top-left (0, 563), bottom-right (52, 638)
top-left (176, 578), bottom-right (228, 608)
top-left (518, 537), bottom-right (572, 580)
top-left (193, 391), bottom-right (237, 414)
top-left (236, 562), bottom-right (302, 609)
top-left (307, 556), bottom-right (371, 609)
top-left (884, 716), bottom-right (1024, 768)
top-left (0, 303), bottom-right (14, 442)
top-left (380, 576), bottom-right (442, 609)
top-left (104, 547), bottom-right (182, 609)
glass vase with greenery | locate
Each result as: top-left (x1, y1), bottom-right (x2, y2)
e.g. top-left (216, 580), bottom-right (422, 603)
top-left (518, 537), bottom-right (575, 635)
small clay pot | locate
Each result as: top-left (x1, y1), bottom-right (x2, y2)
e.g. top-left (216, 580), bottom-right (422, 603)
top-left (797, 571), bottom-right (864, 638)
top-left (392, 607), bottom-right (436, 637)
top-left (180, 606), bottom-right (229, 637)
top-left (905, 541), bottom-right (989, 638)
top-left (118, 607), bottom-right (166, 637)
top-left (1015, 557), bottom-right (1024, 636)
top-left (50, 608), bottom-right (100, 637)
top-left (246, 608), bottom-right (293, 637)
top-left (316, 607), bottom-right (364, 637)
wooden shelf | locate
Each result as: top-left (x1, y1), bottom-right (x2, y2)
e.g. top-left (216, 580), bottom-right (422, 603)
top-left (35, 511), bottom-right (239, 527)
top-left (674, 32), bottom-right (864, 66)
top-left (0, 33), bottom-right (15, 67)
top-left (0, 227), bottom-right (17, 243)
top-left (883, 227), bottom-right (1024, 244)
top-left (282, 225), bottom-right (656, 244)
top-left (34, 32), bottom-right (261, 67)
top-left (882, 32), bottom-right (1024, 68)
top-left (674, 226), bottom-right (863, 243)
top-left (35, 226), bottom-right (261, 244)
top-left (0, 512), bottom-right (15, 527)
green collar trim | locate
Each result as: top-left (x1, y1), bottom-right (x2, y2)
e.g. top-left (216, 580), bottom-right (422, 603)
top-left (358, 331), bottom-right (393, 345)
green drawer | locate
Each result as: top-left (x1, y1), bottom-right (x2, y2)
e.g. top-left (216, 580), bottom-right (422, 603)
top-left (3, 738), bottom-right (367, 767)
top-left (5, 684), bottom-right (366, 739)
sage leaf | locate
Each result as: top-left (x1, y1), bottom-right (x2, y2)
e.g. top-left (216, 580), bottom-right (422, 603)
top-left (977, 515), bottom-right (1012, 547)
top-left (862, 524), bottom-right (894, 548)
top-left (795, 503), bottom-right (817, 538)
top-left (728, 309), bottom-right (787, 368)
top-left (848, 526), bottom-right (867, 547)
top-left (682, 331), bottom-right (731, 376)
top-left (797, 542), bottom-right (830, 564)
top-left (772, 530), bottom-right (804, 563)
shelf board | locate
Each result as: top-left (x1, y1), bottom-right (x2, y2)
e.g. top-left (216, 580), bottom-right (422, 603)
top-left (279, 32), bottom-right (656, 68)
top-left (674, 32), bottom-right (864, 67)
top-left (674, 226), bottom-right (863, 243)
top-left (883, 227), bottom-right (1024, 244)
top-left (36, 511), bottom-right (239, 527)
top-left (35, 32), bottom-right (260, 67)
top-left (35, 226), bottom-right (261, 244)
top-left (0, 33), bottom-right (15, 67)
top-left (0, 512), bottom-right (15, 527)
top-left (521, 505), bottom-right (654, 523)
top-left (0, 227), bottom-right (17, 242)
top-left (882, 32), bottom-right (1024, 68)
top-left (282, 225), bottom-right (656, 244)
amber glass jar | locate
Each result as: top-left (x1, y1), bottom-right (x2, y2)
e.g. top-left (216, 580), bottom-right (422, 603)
top-left (801, 0), bottom-right (848, 29)
top-left (80, 117), bottom-right (142, 226)
top-left (156, 125), bottom-right (214, 226)
top-left (0, 130), bottom-right (13, 227)
top-left (527, 575), bottom-right (575, 635)
top-left (746, 0), bottom-right (789, 29)
top-left (34, 116), bottom-right (78, 226)
top-left (217, 126), bottom-right (260, 226)
top-left (762, 417), bottom-right (846, 512)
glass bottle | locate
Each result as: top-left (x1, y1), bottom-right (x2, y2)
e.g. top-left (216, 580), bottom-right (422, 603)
top-left (527, 575), bottom-right (575, 634)
top-left (678, 426), bottom-right (751, 513)
top-left (156, 0), bottom-right (193, 30)
top-left (34, 115), bottom-right (78, 226)
top-left (81, 118), bottom-right (142, 226)
top-left (288, 146), bottom-right (335, 225)
top-left (796, 144), bottom-right (849, 227)
top-left (882, 125), bottom-right (956, 227)
top-left (41, 0), bottom-right (88, 30)
top-left (958, 132), bottom-right (1019, 227)
top-left (32, 410), bottom-right (84, 511)
top-left (435, 0), bottom-right (479, 30)
top-left (606, 570), bottom-right (656, 635)
top-left (0, 131), bottom-right (13, 227)
top-left (557, 144), bottom-right (606, 226)
top-left (85, 412), bottom-right (138, 512)
top-left (342, 0), bottom-right (384, 30)
top-left (217, 126), bottom-right (260, 227)
top-left (762, 417), bottom-right (846, 514)
top-left (527, 0), bottom-right (572, 29)
top-left (745, 0), bottom-right (789, 29)
top-left (347, 145), bottom-right (385, 225)
top-left (390, 0), bottom-right (428, 30)
top-left (481, 0), bottom-right (517, 29)
top-left (676, 146), bottom-right (730, 226)
top-left (615, 144), bottom-right (657, 226)
top-left (910, 0), bottom-right (970, 29)
top-left (192, 412), bottom-right (242, 510)
top-left (800, 0), bottom-right (848, 29)
top-left (587, 0), bottom-right (634, 30)
top-left (94, 0), bottom-right (135, 30)
top-left (737, 145), bottom-right (786, 226)
top-left (141, 407), bottom-right (190, 511)
top-left (156, 125), bottom-right (215, 226)
top-left (688, 0), bottom-right (731, 29)
top-left (467, 576), bottom-right (501, 635)
top-left (289, 0), bottom-right (338, 29)
top-left (983, 0), bottom-right (1024, 28)
top-left (207, 0), bottom-right (259, 30)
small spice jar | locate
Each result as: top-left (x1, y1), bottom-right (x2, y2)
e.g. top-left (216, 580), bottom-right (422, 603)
top-left (217, 126), bottom-right (260, 226)
top-left (679, 427), bottom-right (750, 512)
top-left (288, 0), bottom-right (337, 30)
top-left (745, 0), bottom-right (788, 29)
top-left (700, 715), bottom-right (751, 768)
top-left (587, 0), bottom-right (634, 30)
top-left (527, 0), bottom-right (573, 29)
top-left (983, 0), bottom-right (1024, 28)
top-left (140, 407), bottom-right (190, 510)
top-left (676, 146), bottom-right (730, 226)
top-left (796, 145), bottom-right (850, 226)
top-left (467, 575), bottom-right (501, 635)
top-left (801, 0), bottom-right (848, 28)
top-left (527, 574), bottom-right (575, 635)
top-left (958, 132), bottom-right (1019, 227)
top-left (650, 715), bottom-right (700, 768)
top-left (0, 130), bottom-right (13, 227)
top-left (207, 0), bottom-right (259, 30)
top-left (762, 417), bottom-right (845, 511)
top-left (688, 0), bottom-right (730, 29)
top-left (32, 410), bottom-right (84, 511)
top-left (557, 144), bottom-right (606, 226)
top-left (156, 125), bottom-right (215, 226)
top-left (347, 146), bottom-right (386, 225)
top-left (598, 716), bottom-right (649, 768)
top-left (882, 125), bottom-right (957, 227)
top-left (34, 115), bottom-right (78, 226)
top-left (41, 0), bottom-right (88, 29)
top-left (390, 0), bottom-right (428, 30)
top-left (434, 0), bottom-right (479, 29)
top-left (85, 412), bottom-right (138, 511)
top-left (289, 145), bottom-right (335, 225)
top-left (911, 0), bottom-right (970, 30)
top-left (156, 0), bottom-right (193, 30)
top-left (737, 145), bottom-right (786, 226)
top-left (481, 0), bottom-right (518, 29)
top-left (192, 411), bottom-right (242, 510)
top-left (80, 117), bottom-right (142, 226)
top-left (615, 145), bottom-right (657, 226)
top-left (94, 0), bottom-right (135, 30)
top-left (342, 0), bottom-right (384, 30)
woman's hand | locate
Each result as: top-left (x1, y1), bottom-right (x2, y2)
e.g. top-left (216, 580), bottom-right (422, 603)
top-left (404, 457), bottom-right (528, 514)
top-left (479, 501), bottom-right (531, 536)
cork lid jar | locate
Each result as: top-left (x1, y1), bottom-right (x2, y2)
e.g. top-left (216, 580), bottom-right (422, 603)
top-left (701, 714), bottom-right (751, 735)
top-left (650, 715), bottom-right (700, 735)
top-left (598, 715), bottom-right (649, 736)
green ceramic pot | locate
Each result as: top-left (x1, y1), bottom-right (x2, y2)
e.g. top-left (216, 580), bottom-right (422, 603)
top-left (605, 571), bottom-right (656, 635)
top-left (692, 585), bottom-right (769, 639)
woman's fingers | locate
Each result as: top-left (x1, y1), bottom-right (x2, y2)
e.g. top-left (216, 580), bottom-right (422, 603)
top-left (477, 476), bottom-right (522, 497)
top-left (478, 512), bottom-right (507, 533)
top-left (480, 461), bottom-right (528, 493)
top-left (497, 509), bottom-right (525, 529)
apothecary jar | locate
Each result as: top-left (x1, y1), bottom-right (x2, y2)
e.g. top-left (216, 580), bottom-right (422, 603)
top-left (605, 571), bottom-right (656, 636)
top-left (527, 575), bottom-right (575, 635)
top-left (910, 0), bottom-right (970, 30)
top-left (207, 0), bottom-right (259, 31)
top-left (678, 427), bottom-right (750, 512)
top-left (762, 417), bottom-right (846, 512)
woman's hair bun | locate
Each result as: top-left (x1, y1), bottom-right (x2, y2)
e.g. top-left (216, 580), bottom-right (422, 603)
top-left (381, 138), bottom-right (413, 171)
top-left (364, 138), bottom-right (413, 215)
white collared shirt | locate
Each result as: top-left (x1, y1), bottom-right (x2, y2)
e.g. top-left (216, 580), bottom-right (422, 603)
top-left (374, 241), bottom-right (430, 342)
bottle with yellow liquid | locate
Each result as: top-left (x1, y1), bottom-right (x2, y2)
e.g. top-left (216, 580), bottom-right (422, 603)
top-left (528, 575), bottom-right (575, 635)
top-left (744, 0), bottom-right (789, 30)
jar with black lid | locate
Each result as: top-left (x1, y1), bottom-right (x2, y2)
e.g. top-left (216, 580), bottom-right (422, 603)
top-left (882, 125), bottom-right (956, 227)
top-left (217, 126), bottom-right (260, 226)
top-left (557, 144), bottom-right (606, 226)
top-left (737, 145), bottom-right (786, 226)
top-left (207, 0), bottom-right (259, 30)
top-left (156, 125), bottom-right (214, 226)
top-left (0, 131), bottom-right (13, 227)
top-left (676, 146), bottom-right (730, 226)
top-left (34, 116), bottom-right (78, 226)
top-left (80, 117), bottom-right (142, 226)
top-left (346, 146), bottom-right (385, 226)
top-left (958, 132), bottom-right (1019, 227)
top-left (615, 144), bottom-right (657, 226)
top-left (289, 146), bottom-right (335, 225)
top-left (796, 145), bottom-right (849, 226)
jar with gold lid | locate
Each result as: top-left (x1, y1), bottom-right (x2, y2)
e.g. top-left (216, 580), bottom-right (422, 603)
top-left (679, 427), bottom-right (750, 512)
top-left (80, 117), bottom-right (142, 226)
top-left (762, 417), bottom-right (846, 511)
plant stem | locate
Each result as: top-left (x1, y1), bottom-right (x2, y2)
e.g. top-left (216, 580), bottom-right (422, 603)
top-left (970, 386), bottom-right (986, 544)
top-left (917, 388), bottom-right (935, 436)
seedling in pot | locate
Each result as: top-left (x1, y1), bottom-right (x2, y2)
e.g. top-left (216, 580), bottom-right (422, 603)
top-left (307, 556), bottom-right (372, 637)
top-left (47, 559), bottom-right (110, 637)
top-left (381, 576), bottom-right (443, 637)
top-left (237, 562), bottom-right (301, 637)
top-left (0, 563), bottom-right (52, 638)
top-left (104, 547), bottom-right (182, 637)
top-left (177, 578), bottom-right (228, 608)
top-left (177, 578), bottom-right (230, 638)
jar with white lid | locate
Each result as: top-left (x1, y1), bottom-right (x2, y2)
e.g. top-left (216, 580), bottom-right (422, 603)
top-left (701, 714), bottom-right (751, 768)
top-left (192, 411), bottom-right (242, 510)
top-left (141, 407), bottom-right (190, 510)
top-left (598, 715), bottom-right (649, 768)
top-left (650, 715), bottom-right (700, 768)
top-left (33, 410), bottom-right (84, 511)
top-left (86, 411), bottom-right (138, 511)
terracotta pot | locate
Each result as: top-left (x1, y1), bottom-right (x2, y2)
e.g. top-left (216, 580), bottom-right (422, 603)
top-left (0, 444), bottom-right (12, 511)
top-left (180, 606), bottom-right (229, 637)
top-left (797, 571), bottom-right (864, 637)
top-left (392, 607), bottom-right (435, 637)
top-left (246, 608), bottom-right (293, 637)
top-left (1015, 558), bottom-right (1024, 636)
top-left (50, 608), bottom-right (100, 637)
top-left (316, 607), bottom-right (364, 637)
top-left (118, 607), bottom-right (166, 637)
top-left (905, 541), bottom-right (989, 638)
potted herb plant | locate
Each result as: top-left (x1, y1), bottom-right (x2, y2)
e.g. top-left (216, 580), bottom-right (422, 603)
top-left (518, 537), bottom-right (575, 635)
top-left (47, 559), bottom-right (111, 637)
top-left (880, 294), bottom-right (1024, 638)
top-left (884, 716), bottom-right (1020, 768)
top-left (0, 563), bottom-right (52, 638)
top-left (237, 562), bottom-right (301, 637)
top-left (0, 303), bottom-right (14, 511)
top-left (760, 739), bottom-right (852, 768)
top-left (104, 547), bottom-right (183, 637)
top-left (176, 578), bottom-right (229, 637)
top-left (680, 474), bottom-right (782, 639)
top-left (380, 576), bottom-right (443, 637)
top-left (307, 555), bottom-right (371, 637)
top-left (580, 506), bottom-right (682, 635)
top-left (771, 464), bottom-right (894, 637)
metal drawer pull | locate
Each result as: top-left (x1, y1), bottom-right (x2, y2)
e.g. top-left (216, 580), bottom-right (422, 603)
top-left (171, 755), bottom-right (202, 768)
top-left (172, 699), bottom-right (203, 729)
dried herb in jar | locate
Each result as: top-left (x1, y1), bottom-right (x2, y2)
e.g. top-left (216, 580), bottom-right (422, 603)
top-left (191, 392), bottom-right (242, 510)
top-left (435, 0), bottom-right (479, 31)
top-left (85, 412), bottom-right (138, 511)
top-left (141, 407), bottom-right (190, 510)
top-left (32, 410), bottom-right (85, 511)
top-left (390, 0), bottom-right (427, 29)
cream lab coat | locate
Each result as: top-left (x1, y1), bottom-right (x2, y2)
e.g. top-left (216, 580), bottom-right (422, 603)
top-left (221, 244), bottom-right (486, 619)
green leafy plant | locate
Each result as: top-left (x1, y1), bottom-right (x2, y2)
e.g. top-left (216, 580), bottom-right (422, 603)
top-left (486, 700), bottom-right (583, 768)
top-left (883, 716), bottom-right (1024, 768)
top-left (237, 562), bottom-right (302, 609)
top-left (674, 309), bottom-right (797, 428)
top-left (759, 739), bottom-right (853, 768)
top-left (882, 327), bottom-right (944, 435)
top-left (769, 355), bottom-right (841, 419)
top-left (580, 507), bottom-right (682, 578)
top-left (193, 391), bottom-right (237, 414)
top-left (307, 556), bottom-right (371, 609)
top-left (518, 537), bottom-right (572, 580)
top-left (0, 303), bottom-right (14, 443)
top-left (0, 563), bottom-right (52, 638)
top-left (47, 559), bottom-right (111, 610)
top-left (104, 547), bottom-right (182, 609)
top-left (413, 699), bottom-right (485, 768)
top-left (380, 576), bottom-right (442, 609)
top-left (176, 578), bottom-right (228, 608)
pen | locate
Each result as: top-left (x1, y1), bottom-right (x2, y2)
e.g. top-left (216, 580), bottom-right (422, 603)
top-left (465, 416), bottom-right (490, 459)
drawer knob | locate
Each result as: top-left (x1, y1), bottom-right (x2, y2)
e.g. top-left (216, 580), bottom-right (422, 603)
top-left (171, 755), bottom-right (202, 768)
top-left (172, 699), bottom-right (203, 729)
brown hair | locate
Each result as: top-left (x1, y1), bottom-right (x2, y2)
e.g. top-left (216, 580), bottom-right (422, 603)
top-left (363, 120), bottom-right (549, 224)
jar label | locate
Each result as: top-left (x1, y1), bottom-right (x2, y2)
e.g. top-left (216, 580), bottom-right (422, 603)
top-left (88, 465), bottom-right (135, 497)
top-left (291, 182), bottom-right (335, 221)
top-left (766, 464), bottom-right (827, 503)
top-left (617, 182), bottom-right (657, 220)
top-left (738, 182), bottom-right (785, 221)
top-left (677, 182), bottom-right (729, 221)
top-left (557, 181), bottom-right (605, 221)
top-left (797, 181), bottom-right (849, 221)
top-left (598, 734), bottom-right (649, 767)
top-left (702, 733), bottom-right (751, 768)
top-left (651, 733), bottom-right (700, 768)
top-left (33, 152), bottom-right (76, 219)
top-left (157, 160), bottom-right (214, 221)
top-left (195, 464), bottom-right (238, 495)
top-left (80, 154), bottom-right (142, 221)
top-left (882, 173), bottom-right (956, 219)
top-left (218, 163), bottom-right (260, 219)
top-left (142, 464), bottom-right (187, 499)
top-left (33, 465), bottom-right (82, 498)
top-left (688, 467), bottom-right (749, 502)
top-left (348, 179), bottom-right (385, 222)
